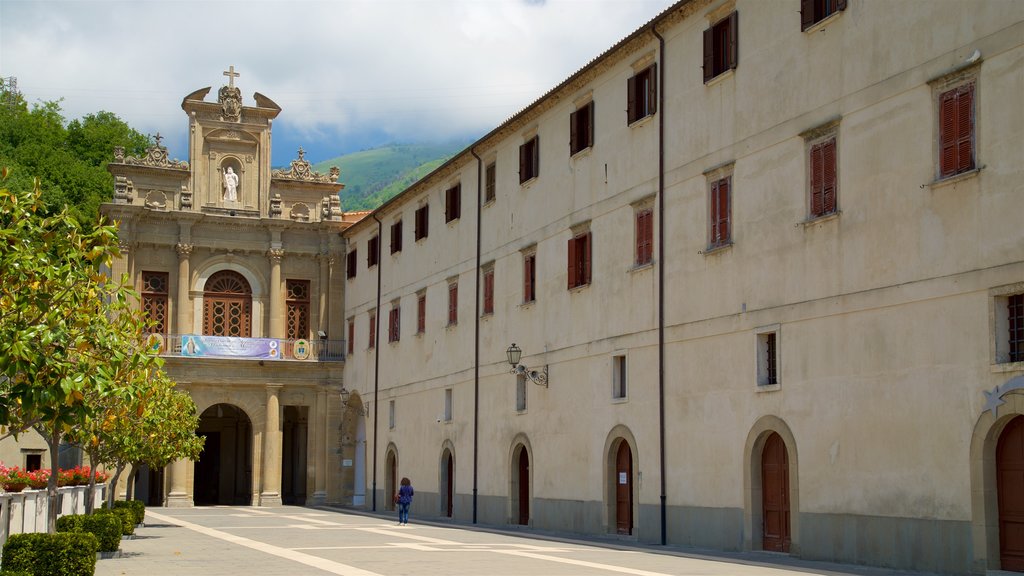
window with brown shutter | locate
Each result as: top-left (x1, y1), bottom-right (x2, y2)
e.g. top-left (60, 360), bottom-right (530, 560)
top-left (568, 232), bottom-right (592, 289)
top-left (485, 162), bottom-right (496, 203)
top-left (417, 292), bottom-right (426, 334)
top-left (939, 83), bottom-right (975, 179)
top-left (635, 209), bottom-right (653, 266)
top-left (809, 137), bottom-right (838, 218)
top-left (368, 311), bottom-right (376, 349)
top-left (570, 101), bottom-right (595, 155)
top-left (703, 12), bottom-right (738, 83)
top-left (347, 318), bottom-right (354, 354)
top-left (390, 220), bottom-right (403, 254)
top-left (448, 282), bottom-right (458, 325)
top-left (367, 236), bottom-right (379, 267)
top-left (285, 279), bottom-right (310, 341)
top-left (801, 0), bottom-right (846, 31)
top-left (346, 250), bottom-right (357, 279)
top-left (141, 271), bottom-right (169, 335)
top-left (389, 305), bottom-right (400, 343)
top-left (483, 269), bottom-right (494, 315)
top-left (523, 253), bottom-right (536, 303)
top-left (627, 65), bottom-right (657, 124)
top-left (445, 184), bottom-right (461, 222)
top-left (519, 136), bottom-right (539, 184)
top-left (415, 205), bottom-right (429, 240)
top-left (709, 177), bottom-right (731, 248)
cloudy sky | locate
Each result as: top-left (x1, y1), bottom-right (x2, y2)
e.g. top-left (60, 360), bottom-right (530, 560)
top-left (1, 0), bottom-right (676, 166)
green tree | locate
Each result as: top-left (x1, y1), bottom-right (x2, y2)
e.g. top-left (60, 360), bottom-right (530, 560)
top-left (0, 170), bottom-right (156, 531)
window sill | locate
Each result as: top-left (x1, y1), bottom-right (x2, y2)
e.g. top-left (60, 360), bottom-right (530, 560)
top-left (925, 166), bottom-right (983, 190)
top-left (991, 361), bottom-right (1024, 374)
top-left (446, 322), bottom-right (458, 330)
top-left (519, 299), bottom-right (536, 309)
top-left (629, 261), bottom-right (654, 274)
top-left (756, 383), bottom-right (781, 393)
top-left (446, 218), bottom-right (460, 226)
top-left (704, 68), bottom-right (735, 87)
top-left (480, 312), bottom-right (493, 321)
top-left (702, 242), bottom-right (733, 257)
top-left (802, 10), bottom-right (842, 34)
top-left (483, 198), bottom-right (495, 209)
top-left (569, 282), bottom-right (591, 293)
top-left (799, 210), bottom-right (841, 227)
top-left (611, 396), bottom-right (628, 404)
top-left (520, 176), bottom-right (538, 188)
top-left (570, 146), bottom-right (593, 160)
top-left (628, 114), bottom-right (655, 129)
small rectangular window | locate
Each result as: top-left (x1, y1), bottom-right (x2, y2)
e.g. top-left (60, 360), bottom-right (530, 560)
top-left (757, 329), bottom-right (780, 387)
top-left (415, 205), bottom-right (429, 240)
top-left (568, 232), bottom-right (592, 289)
top-left (635, 208), bottom-right (653, 266)
top-left (483, 269), bottom-right (494, 315)
top-left (444, 388), bottom-right (453, 422)
top-left (570, 101), bottom-right (595, 155)
top-left (1011, 294), bottom-right (1024, 363)
top-left (368, 310), bottom-right (376, 349)
top-left (485, 162), bottom-right (496, 203)
top-left (519, 136), bottom-right (539, 183)
top-left (808, 136), bottom-right (838, 218)
top-left (612, 355), bottom-right (627, 399)
top-left (703, 12), bottom-right (738, 83)
top-left (389, 400), bottom-right (395, 429)
top-left (939, 82), bottom-right (975, 179)
top-left (25, 453), bottom-right (42, 472)
top-left (523, 253), bottom-right (536, 303)
top-left (417, 292), bottom-right (426, 334)
top-left (390, 220), bottom-right (403, 254)
top-left (388, 305), bottom-right (400, 343)
top-left (801, 0), bottom-right (846, 30)
top-left (516, 374), bottom-right (527, 412)
top-left (445, 184), bottom-right (461, 223)
top-left (627, 65), bottom-right (657, 124)
top-left (367, 236), bottom-right (379, 267)
top-left (448, 282), bottom-right (458, 326)
top-left (346, 250), bottom-right (357, 279)
top-left (347, 318), bottom-right (354, 355)
top-left (709, 176), bottom-right (731, 248)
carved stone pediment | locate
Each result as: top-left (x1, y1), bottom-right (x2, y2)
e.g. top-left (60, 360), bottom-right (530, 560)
top-left (113, 135), bottom-right (189, 170)
top-left (272, 147), bottom-right (340, 183)
top-left (218, 85), bottom-right (242, 122)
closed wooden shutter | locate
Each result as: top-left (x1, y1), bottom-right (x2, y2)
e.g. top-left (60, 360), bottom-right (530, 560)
top-left (519, 142), bottom-right (529, 183)
top-left (703, 26), bottom-right (715, 83)
top-left (570, 107), bottom-right (580, 153)
top-left (822, 138), bottom-right (837, 214)
top-left (524, 255), bottom-right (534, 302)
top-left (347, 320), bottom-right (354, 354)
top-left (567, 236), bottom-right (578, 289)
top-left (646, 64), bottom-right (658, 116)
top-left (582, 232), bottom-right (592, 285)
top-left (368, 313), bottom-right (375, 348)
top-left (531, 137), bottom-right (540, 179)
top-left (636, 210), bottom-right (653, 265)
top-left (810, 143), bottom-right (824, 216)
top-left (727, 12), bottom-right (739, 71)
top-left (800, 0), bottom-right (815, 30)
top-left (347, 251), bottom-right (357, 279)
top-left (483, 270), bottom-right (494, 314)
top-left (627, 74), bottom-right (638, 123)
top-left (448, 283), bottom-right (458, 325)
top-left (956, 85), bottom-right (974, 174)
top-left (940, 84), bottom-right (974, 178)
top-left (417, 294), bottom-right (426, 333)
top-left (587, 101), bottom-right (595, 147)
top-left (711, 178), bottom-right (730, 245)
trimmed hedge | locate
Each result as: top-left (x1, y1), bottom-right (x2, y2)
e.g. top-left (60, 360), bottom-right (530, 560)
top-left (112, 500), bottom-right (145, 525)
top-left (0, 571), bottom-right (33, 576)
top-left (56, 514), bottom-right (121, 553)
top-left (92, 508), bottom-right (133, 536)
top-left (1, 532), bottom-right (98, 576)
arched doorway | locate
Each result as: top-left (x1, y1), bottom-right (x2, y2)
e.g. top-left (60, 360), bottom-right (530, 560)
top-left (762, 431), bottom-right (790, 552)
top-left (998, 415), bottom-right (1024, 570)
top-left (615, 441), bottom-right (634, 535)
top-left (203, 270), bottom-right (252, 337)
top-left (385, 448), bottom-right (398, 511)
top-left (440, 448), bottom-right (454, 518)
top-left (511, 444), bottom-right (530, 525)
top-left (195, 404), bottom-right (252, 505)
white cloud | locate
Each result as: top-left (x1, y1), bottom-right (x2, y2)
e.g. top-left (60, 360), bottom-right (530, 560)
top-left (0, 0), bottom-right (676, 162)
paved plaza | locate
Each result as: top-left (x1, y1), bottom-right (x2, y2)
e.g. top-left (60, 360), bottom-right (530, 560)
top-left (94, 506), bottom-right (938, 576)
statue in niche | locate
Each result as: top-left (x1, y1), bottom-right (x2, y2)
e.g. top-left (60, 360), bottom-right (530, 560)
top-left (223, 167), bottom-right (239, 202)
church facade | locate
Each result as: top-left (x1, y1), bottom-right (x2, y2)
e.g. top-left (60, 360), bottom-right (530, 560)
top-left (102, 70), bottom-right (358, 507)
top-left (340, 0), bottom-right (1024, 573)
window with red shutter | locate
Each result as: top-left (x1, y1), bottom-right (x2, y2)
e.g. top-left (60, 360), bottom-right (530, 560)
top-left (801, 0), bottom-right (847, 31)
top-left (809, 137), bottom-right (838, 218)
top-left (627, 65), bottom-right (657, 124)
top-left (417, 293), bottom-right (426, 334)
top-left (635, 208), bottom-right (653, 265)
top-left (523, 253), bottom-right (536, 303)
top-left (485, 162), bottom-right (496, 204)
top-left (709, 177), bottom-right (731, 247)
top-left (568, 232), bottom-right (592, 289)
top-left (448, 283), bottom-right (458, 325)
top-left (389, 306), bottom-right (400, 343)
top-left (704, 12), bottom-right (738, 83)
top-left (368, 311), bottom-right (376, 349)
top-left (347, 319), bottom-right (354, 354)
top-left (939, 83), bottom-right (975, 179)
top-left (483, 269), bottom-right (494, 315)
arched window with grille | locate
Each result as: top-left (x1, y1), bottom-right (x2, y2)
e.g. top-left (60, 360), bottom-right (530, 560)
top-left (286, 279), bottom-right (310, 341)
top-left (203, 270), bottom-right (252, 337)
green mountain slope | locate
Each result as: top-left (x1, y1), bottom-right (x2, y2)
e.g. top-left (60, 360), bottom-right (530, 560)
top-left (313, 142), bottom-right (466, 212)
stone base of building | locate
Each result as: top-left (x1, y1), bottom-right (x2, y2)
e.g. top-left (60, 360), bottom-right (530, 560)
top-left (165, 493), bottom-right (194, 508)
top-left (259, 492), bottom-right (283, 506)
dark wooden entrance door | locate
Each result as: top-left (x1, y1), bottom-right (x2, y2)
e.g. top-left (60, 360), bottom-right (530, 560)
top-left (762, 432), bottom-right (790, 552)
top-left (518, 449), bottom-right (530, 525)
top-left (386, 452), bottom-right (397, 511)
top-left (998, 415), bottom-right (1024, 570)
top-left (615, 442), bottom-right (633, 535)
top-left (445, 453), bottom-right (454, 517)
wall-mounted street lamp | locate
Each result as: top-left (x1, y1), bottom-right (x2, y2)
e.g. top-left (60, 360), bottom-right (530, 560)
top-left (506, 343), bottom-right (548, 387)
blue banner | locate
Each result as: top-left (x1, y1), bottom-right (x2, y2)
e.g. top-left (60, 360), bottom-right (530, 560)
top-left (180, 335), bottom-right (281, 359)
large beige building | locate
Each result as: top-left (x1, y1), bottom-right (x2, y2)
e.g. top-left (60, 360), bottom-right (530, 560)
top-left (340, 1), bottom-right (1024, 573)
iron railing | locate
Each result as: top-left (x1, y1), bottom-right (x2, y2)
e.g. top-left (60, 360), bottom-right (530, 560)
top-left (147, 334), bottom-right (346, 362)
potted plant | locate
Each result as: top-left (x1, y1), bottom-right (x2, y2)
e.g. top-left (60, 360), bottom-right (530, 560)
top-left (1, 465), bottom-right (33, 493)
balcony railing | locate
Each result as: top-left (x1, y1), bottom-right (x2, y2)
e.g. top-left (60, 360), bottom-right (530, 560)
top-left (147, 334), bottom-right (346, 362)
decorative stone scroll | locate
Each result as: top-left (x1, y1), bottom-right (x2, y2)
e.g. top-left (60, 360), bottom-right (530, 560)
top-left (272, 147), bottom-right (340, 183)
top-left (113, 134), bottom-right (189, 170)
top-left (180, 184), bottom-right (193, 209)
top-left (269, 193), bottom-right (283, 218)
top-left (113, 175), bottom-right (133, 204)
top-left (321, 194), bottom-right (342, 221)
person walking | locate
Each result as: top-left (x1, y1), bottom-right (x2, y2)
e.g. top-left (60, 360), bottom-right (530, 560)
top-left (396, 477), bottom-right (414, 525)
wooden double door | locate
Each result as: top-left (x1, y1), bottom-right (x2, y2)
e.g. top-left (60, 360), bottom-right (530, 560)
top-left (998, 416), bottom-right (1024, 571)
top-left (762, 432), bottom-right (790, 552)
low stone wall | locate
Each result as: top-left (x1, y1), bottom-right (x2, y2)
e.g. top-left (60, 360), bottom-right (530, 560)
top-left (0, 485), bottom-right (107, 549)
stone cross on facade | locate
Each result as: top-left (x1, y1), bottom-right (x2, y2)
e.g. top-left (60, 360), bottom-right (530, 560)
top-left (223, 65), bottom-right (240, 89)
top-left (154, 132), bottom-right (163, 147)
top-left (297, 146), bottom-right (305, 161)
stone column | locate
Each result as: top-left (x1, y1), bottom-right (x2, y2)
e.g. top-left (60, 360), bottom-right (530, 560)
top-left (259, 384), bottom-right (283, 506)
top-left (311, 387), bottom-right (328, 504)
top-left (165, 458), bottom-right (193, 507)
top-left (175, 243), bottom-right (193, 334)
top-left (117, 242), bottom-right (134, 288)
top-left (318, 249), bottom-right (330, 336)
top-left (268, 248), bottom-right (284, 339)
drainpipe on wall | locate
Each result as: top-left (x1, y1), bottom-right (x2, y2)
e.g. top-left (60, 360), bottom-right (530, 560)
top-left (652, 25), bottom-right (667, 548)
top-left (470, 148), bottom-right (483, 524)
top-left (370, 213), bottom-right (383, 511)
